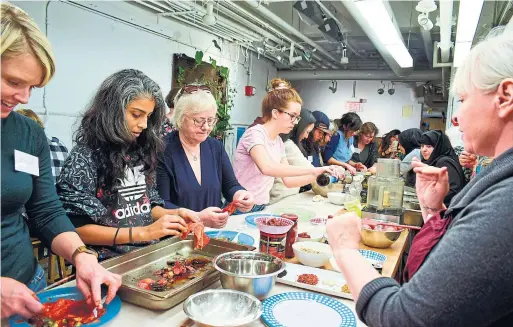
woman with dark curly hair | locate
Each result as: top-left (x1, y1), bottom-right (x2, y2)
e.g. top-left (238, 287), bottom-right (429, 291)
top-left (57, 69), bottom-right (198, 260)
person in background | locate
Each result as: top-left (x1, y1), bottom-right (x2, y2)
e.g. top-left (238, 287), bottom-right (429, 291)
top-left (57, 69), bottom-right (196, 261)
top-left (302, 110), bottom-right (333, 167)
top-left (446, 125), bottom-right (472, 183)
top-left (1, 3), bottom-right (120, 319)
top-left (379, 129), bottom-right (401, 158)
top-left (157, 85), bottom-right (254, 227)
top-left (233, 78), bottom-right (333, 211)
top-left (398, 128), bottom-right (423, 186)
top-left (16, 108), bottom-right (69, 183)
top-left (325, 28), bottom-right (513, 327)
top-left (323, 112), bottom-right (363, 174)
top-left (161, 87), bottom-right (179, 137)
top-left (421, 121), bottom-right (430, 131)
top-left (351, 122), bottom-right (379, 173)
top-left (420, 130), bottom-right (465, 206)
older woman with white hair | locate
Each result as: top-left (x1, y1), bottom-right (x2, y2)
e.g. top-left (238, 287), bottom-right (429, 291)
top-left (325, 28), bottom-right (513, 326)
top-left (157, 85), bottom-right (254, 228)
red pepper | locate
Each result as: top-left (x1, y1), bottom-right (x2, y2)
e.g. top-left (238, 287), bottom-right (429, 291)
top-left (221, 200), bottom-right (238, 215)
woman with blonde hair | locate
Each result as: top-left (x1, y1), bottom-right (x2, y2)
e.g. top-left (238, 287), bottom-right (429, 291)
top-left (157, 85), bottom-right (254, 227)
top-left (233, 79), bottom-right (334, 210)
top-left (325, 28), bottom-right (513, 326)
top-left (0, 3), bottom-right (120, 319)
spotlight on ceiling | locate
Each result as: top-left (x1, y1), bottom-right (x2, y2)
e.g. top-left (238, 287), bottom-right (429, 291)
top-left (418, 13), bottom-right (434, 31)
top-left (302, 47), bottom-right (316, 62)
top-left (202, 1), bottom-right (216, 26)
top-left (377, 81), bottom-right (385, 95)
top-left (293, 1), bottom-right (325, 26)
top-left (252, 40), bottom-right (266, 55)
top-left (415, 0), bottom-right (437, 13)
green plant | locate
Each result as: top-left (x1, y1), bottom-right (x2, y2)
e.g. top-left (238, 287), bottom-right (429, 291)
top-left (209, 57), bottom-right (217, 69)
top-left (195, 51), bottom-right (204, 66)
top-left (177, 66), bottom-right (185, 86)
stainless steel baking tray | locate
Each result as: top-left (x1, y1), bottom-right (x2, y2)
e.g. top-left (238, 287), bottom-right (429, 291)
top-left (100, 235), bottom-right (254, 310)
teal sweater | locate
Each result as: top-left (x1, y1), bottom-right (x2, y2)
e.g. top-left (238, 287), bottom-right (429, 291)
top-left (1, 112), bottom-right (76, 284)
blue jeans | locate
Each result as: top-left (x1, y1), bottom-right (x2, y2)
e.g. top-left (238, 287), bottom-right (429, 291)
top-left (27, 264), bottom-right (47, 293)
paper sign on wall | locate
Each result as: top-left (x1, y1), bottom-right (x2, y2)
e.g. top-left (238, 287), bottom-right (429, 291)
top-left (402, 105), bottom-right (413, 118)
top-left (346, 102), bottom-right (363, 112)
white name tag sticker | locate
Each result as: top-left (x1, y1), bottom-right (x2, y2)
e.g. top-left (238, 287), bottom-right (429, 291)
top-left (353, 148), bottom-right (361, 154)
top-left (308, 156), bottom-right (313, 162)
top-left (14, 150), bottom-right (39, 176)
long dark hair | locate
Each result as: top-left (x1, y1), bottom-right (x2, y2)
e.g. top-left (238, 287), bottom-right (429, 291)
top-left (338, 112), bottom-right (362, 136)
top-left (381, 129), bottom-right (401, 153)
top-left (75, 69), bottom-right (166, 189)
top-left (281, 108), bottom-right (316, 156)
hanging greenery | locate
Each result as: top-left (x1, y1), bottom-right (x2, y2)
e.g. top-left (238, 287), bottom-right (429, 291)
top-left (172, 52), bottom-right (234, 140)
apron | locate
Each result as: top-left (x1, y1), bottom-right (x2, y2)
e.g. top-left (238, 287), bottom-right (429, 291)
top-left (402, 210), bottom-right (453, 283)
top-left (333, 131), bottom-right (354, 163)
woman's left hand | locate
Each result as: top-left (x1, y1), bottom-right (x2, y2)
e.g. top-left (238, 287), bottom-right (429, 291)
top-left (354, 163), bottom-right (367, 172)
top-left (74, 253), bottom-right (122, 308)
top-left (326, 212), bottom-right (361, 251)
top-left (233, 190), bottom-right (254, 212)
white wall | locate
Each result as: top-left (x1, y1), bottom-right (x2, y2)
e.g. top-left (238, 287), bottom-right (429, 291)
top-left (292, 80), bottom-right (422, 135)
top-left (14, 1), bottom-right (276, 148)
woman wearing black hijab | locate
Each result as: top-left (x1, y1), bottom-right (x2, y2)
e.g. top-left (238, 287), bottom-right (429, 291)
top-left (420, 130), bottom-right (465, 206)
top-left (398, 128), bottom-right (423, 186)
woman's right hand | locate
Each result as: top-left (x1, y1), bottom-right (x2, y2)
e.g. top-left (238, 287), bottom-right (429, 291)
top-left (412, 158), bottom-right (449, 213)
top-left (1, 277), bottom-right (43, 319)
top-left (459, 151), bottom-right (477, 169)
top-left (144, 215), bottom-right (187, 240)
top-left (198, 207), bottom-right (229, 228)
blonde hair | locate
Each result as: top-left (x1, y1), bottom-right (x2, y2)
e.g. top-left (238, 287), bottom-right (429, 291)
top-left (262, 78), bottom-right (303, 122)
top-left (452, 27), bottom-right (513, 96)
top-left (1, 2), bottom-right (56, 86)
top-left (172, 90), bottom-right (217, 130)
top-left (16, 108), bottom-right (44, 128)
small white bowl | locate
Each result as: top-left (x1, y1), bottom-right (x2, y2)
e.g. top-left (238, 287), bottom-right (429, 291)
top-left (327, 192), bottom-right (356, 206)
top-left (292, 241), bottom-right (332, 268)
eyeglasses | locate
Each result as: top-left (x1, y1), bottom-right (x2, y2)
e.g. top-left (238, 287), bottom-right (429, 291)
top-left (176, 84), bottom-right (211, 100)
top-left (190, 117), bottom-right (218, 127)
top-left (275, 109), bottom-right (301, 123)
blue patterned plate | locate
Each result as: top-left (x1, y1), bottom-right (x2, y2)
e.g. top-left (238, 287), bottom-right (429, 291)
top-left (205, 230), bottom-right (255, 246)
top-left (245, 214), bottom-right (281, 228)
top-left (261, 292), bottom-right (356, 327)
top-left (359, 249), bottom-right (387, 263)
top-left (9, 286), bottom-right (122, 327)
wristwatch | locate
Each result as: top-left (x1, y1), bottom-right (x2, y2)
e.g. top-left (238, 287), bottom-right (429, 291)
top-left (71, 246), bottom-right (98, 264)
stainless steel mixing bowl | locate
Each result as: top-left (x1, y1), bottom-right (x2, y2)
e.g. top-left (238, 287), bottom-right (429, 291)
top-left (183, 289), bottom-right (262, 327)
top-left (213, 251), bottom-right (285, 300)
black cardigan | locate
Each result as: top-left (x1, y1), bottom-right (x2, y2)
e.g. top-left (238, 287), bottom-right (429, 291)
top-left (351, 136), bottom-right (379, 168)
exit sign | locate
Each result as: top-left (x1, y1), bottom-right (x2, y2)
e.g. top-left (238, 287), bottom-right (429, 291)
top-left (346, 101), bottom-right (363, 112)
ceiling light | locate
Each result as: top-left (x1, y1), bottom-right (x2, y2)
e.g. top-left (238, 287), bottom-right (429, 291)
top-left (453, 0), bottom-right (485, 67)
top-left (302, 47), bottom-right (316, 61)
top-left (318, 18), bottom-right (344, 43)
top-left (415, 0), bottom-right (437, 13)
top-left (202, 1), bottom-right (216, 26)
top-left (354, 0), bottom-right (413, 68)
top-left (252, 40), bottom-right (266, 54)
top-left (418, 13), bottom-right (434, 31)
top-left (293, 1), bottom-right (325, 26)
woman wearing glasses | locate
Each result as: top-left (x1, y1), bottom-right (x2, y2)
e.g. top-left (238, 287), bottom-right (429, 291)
top-left (156, 85), bottom-right (254, 228)
top-left (233, 79), bottom-right (334, 211)
top-left (57, 69), bottom-right (197, 260)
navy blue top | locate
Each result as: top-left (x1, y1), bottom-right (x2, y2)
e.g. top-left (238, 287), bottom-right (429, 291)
top-left (156, 131), bottom-right (245, 211)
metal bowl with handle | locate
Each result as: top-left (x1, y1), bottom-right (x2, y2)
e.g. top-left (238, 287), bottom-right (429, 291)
top-left (213, 251), bottom-right (285, 300)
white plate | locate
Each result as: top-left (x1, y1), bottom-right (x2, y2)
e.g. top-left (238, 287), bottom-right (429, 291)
top-left (261, 292), bottom-right (356, 327)
top-left (330, 249), bottom-right (387, 272)
top-left (277, 263), bottom-right (352, 300)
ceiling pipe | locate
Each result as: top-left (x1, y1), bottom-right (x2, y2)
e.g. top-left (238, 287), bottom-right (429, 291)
top-left (498, 0), bottom-right (513, 25)
top-left (336, 0), bottom-right (413, 77)
top-left (439, 0), bottom-right (454, 63)
top-left (222, 0), bottom-right (337, 69)
top-left (241, 0), bottom-right (342, 67)
top-left (278, 69), bottom-right (442, 81)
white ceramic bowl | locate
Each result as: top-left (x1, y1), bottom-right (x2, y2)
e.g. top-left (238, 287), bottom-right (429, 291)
top-left (327, 192), bottom-right (356, 206)
top-left (292, 241), bottom-right (332, 268)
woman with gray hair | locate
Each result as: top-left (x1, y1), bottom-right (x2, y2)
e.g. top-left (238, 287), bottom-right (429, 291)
top-left (157, 85), bottom-right (254, 228)
top-left (325, 29), bottom-right (513, 326)
top-left (57, 69), bottom-right (197, 261)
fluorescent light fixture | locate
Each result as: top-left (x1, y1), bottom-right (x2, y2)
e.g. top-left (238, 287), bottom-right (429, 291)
top-left (354, 0), bottom-right (413, 68)
top-left (453, 0), bottom-right (484, 67)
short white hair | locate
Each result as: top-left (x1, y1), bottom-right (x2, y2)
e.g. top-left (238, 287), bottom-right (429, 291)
top-left (452, 27), bottom-right (513, 96)
top-left (172, 90), bottom-right (217, 130)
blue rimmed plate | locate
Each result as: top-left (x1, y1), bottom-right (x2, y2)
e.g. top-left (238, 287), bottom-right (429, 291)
top-left (9, 286), bottom-right (122, 327)
top-left (245, 214), bottom-right (281, 228)
top-left (261, 292), bottom-right (356, 327)
top-left (359, 249), bottom-right (387, 263)
top-left (205, 230), bottom-right (255, 246)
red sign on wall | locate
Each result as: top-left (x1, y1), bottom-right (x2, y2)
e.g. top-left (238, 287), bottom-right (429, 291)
top-left (346, 101), bottom-right (363, 112)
